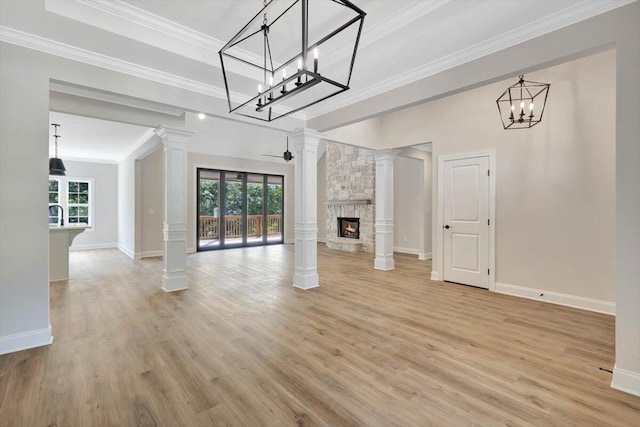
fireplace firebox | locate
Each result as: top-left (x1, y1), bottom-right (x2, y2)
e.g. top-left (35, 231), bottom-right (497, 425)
top-left (337, 217), bottom-right (360, 239)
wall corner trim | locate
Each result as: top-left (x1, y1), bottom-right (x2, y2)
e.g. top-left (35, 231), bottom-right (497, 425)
top-left (117, 245), bottom-right (137, 259)
top-left (494, 282), bottom-right (615, 315)
top-left (611, 365), bottom-right (640, 397)
top-left (0, 324), bottom-right (53, 355)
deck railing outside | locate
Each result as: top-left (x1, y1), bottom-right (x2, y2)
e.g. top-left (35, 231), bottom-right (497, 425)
top-left (199, 215), bottom-right (282, 240)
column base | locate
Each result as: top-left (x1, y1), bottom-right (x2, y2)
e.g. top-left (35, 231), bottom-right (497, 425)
top-left (612, 364), bottom-right (640, 396)
top-left (374, 258), bottom-right (395, 271)
top-left (162, 274), bottom-right (188, 292)
top-left (293, 272), bottom-right (319, 290)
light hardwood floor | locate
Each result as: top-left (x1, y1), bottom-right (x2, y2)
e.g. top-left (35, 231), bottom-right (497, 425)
top-left (0, 245), bottom-right (638, 426)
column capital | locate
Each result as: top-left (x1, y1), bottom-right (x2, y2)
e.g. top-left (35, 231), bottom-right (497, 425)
top-left (288, 127), bottom-right (325, 142)
top-left (155, 125), bottom-right (196, 141)
top-left (374, 148), bottom-right (401, 162)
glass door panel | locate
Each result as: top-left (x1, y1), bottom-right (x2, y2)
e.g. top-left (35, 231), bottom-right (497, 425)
top-left (198, 169), bottom-right (220, 249)
top-left (267, 175), bottom-right (284, 243)
top-left (223, 172), bottom-right (244, 247)
top-left (197, 168), bottom-right (283, 251)
top-left (246, 174), bottom-right (265, 245)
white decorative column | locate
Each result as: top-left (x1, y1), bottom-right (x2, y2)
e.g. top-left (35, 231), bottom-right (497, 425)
top-left (291, 128), bottom-right (321, 289)
top-left (155, 126), bottom-right (195, 292)
top-left (374, 149), bottom-right (399, 270)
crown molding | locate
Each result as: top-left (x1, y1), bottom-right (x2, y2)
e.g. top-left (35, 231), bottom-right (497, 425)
top-left (55, 155), bottom-right (119, 165)
top-left (305, 0), bottom-right (636, 119)
top-left (117, 127), bottom-right (157, 162)
top-left (50, 81), bottom-right (185, 116)
top-left (0, 26), bottom-right (305, 121)
top-left (45, 0), bottom-right (262, 74)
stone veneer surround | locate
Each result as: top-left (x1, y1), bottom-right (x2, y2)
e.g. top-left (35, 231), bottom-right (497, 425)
top-left (325, 142), bottom-right (375, 252)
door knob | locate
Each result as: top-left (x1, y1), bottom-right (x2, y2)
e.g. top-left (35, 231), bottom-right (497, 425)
top-left (444, 225), bottom-right (450, 229)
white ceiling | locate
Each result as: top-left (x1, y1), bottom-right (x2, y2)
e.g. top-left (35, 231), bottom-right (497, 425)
top-left (48, 112), bottom-right (153, 163)
top-left (1, 0), bottom-right (634, 161)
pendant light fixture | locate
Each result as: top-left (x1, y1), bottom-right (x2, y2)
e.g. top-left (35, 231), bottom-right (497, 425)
top-left (219, 0), bottom-right (366, 122)
top-left (496, 75), bottom-right (550, 129)
top-left (49, 123), bottom-right (66, 176)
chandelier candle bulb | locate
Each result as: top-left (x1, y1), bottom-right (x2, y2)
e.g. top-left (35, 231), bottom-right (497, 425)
top-left (269, 75), bottom-right (274, 101)
top-left (313, 47), bottom-right (319, 73)
top-left (295, 58), bottom-right (303, 86)
top-left (281, 69), bottom-right (287, 94)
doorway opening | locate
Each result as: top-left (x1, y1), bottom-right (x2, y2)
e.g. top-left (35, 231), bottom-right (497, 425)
top-left (197, 168), bottom-right (284, 250)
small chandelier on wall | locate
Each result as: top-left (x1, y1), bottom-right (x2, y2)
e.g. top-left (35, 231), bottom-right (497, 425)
top-left (219, 0), bottom-right (366, 122)
top-left (496, 75), bottom-right (550, 129)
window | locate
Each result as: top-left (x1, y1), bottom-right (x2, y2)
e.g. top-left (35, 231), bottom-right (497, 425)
top-left (48, 177), bottom-right (93, 226)
top-left (196, 169), bottom-right (284, 251)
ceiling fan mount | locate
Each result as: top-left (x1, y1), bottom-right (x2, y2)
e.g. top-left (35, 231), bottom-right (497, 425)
top-left (261, 136), bottom-right (294, 162)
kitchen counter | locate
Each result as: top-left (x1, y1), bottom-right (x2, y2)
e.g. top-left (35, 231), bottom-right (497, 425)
top-left (49, 225), bottom-right (90, 281)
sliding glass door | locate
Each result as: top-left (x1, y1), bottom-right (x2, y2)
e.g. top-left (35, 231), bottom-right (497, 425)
top-left (197, 168), bottom-right (284, 251)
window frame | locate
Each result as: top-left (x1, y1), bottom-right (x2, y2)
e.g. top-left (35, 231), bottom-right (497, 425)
top-left (48, 176), bottom-right (95, 229)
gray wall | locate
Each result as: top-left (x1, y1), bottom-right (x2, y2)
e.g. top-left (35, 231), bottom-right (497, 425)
top-left (393, 155), bottom-right (424, 254)
top-left (186, 152), bottom-right (295, 251)
top-left (63, 160), bottom-right (118, 250)
top-left (317, 153), bottom-right (327, 241)
top-left (139, 148), bottom-right (164, 256)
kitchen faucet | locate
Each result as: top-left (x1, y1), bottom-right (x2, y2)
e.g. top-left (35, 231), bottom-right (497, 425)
top-left (49, 204), bottom-right (64, 226)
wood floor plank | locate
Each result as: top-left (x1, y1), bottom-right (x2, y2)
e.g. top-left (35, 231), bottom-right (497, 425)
top-left (0, 245), bottom-right (638, 426)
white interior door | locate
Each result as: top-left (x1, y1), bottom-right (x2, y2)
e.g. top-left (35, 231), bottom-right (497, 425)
top-left (443, 156), bottom-right (490, 288)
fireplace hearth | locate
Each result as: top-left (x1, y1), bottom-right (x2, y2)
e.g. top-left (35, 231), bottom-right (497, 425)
top-left (337, 217), bottom-right (360, 239)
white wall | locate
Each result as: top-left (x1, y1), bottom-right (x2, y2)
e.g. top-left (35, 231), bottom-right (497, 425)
top-left (139, 148), bottom-right (164, 256)
top-left (393, 156), bottom-right (423, 254)
top-left (0, 43), bottom-right (52, 354)
top-left (63, 160), bottom-right (118, 250)
top-left (317, 153), bottom-right (327, 242)
top-left (187, 152), bottom-right (295, 251)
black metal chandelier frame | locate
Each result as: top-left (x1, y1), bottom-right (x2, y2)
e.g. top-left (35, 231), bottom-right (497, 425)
top-left (219, 0), bottom-right (366, 122)
top-left (496, 75), bottom-right (550, 130)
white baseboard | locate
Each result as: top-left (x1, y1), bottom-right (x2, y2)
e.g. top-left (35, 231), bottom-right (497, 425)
top-left (285, 239), bottom-right (294, 244)
top-left (393, 246), bottom-right (420, 255)
top-left (612, 365), bottom-right (640, 396)
top-left (140, 250), bottom-right (163, 258)
top-left (0, 324), bottom-right (53, 355)
top-left (430, 271), bottom-right (440, 281)
top-left (317, 237), bottom-right (326, 243)
top-left (495, 282), bottom-right (615, 315)
top-left (117, 245), bottom-right (139, 259)
top-left (187, 247), bottom-right (196, 254)
top-left (418, 252), bottom-right (432, 260)
top-left (70, 242), bottom-right (117, 251)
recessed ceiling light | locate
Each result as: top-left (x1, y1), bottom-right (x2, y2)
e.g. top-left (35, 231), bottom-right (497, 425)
top-left (197, 113), bottom-right (206, 120)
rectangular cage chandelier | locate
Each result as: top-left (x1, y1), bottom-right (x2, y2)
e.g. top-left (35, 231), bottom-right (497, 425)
top-left (496, 74), bottom-right (550, 130)
top-left (219, 0), bottom-right (366, 122)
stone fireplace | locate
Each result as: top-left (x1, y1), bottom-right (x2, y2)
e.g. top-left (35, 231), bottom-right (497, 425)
top-left (325, 141), bottom-right (375, 253)
top-left (338, 217), bottom-right (360, 239)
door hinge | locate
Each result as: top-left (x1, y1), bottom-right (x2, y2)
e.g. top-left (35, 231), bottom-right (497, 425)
top-left (488, 219), bottom-right (490, 226)
top-left (487, 269), bottom-right (490, 275)
top-left (487, 169), bottom-right (490, 176)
